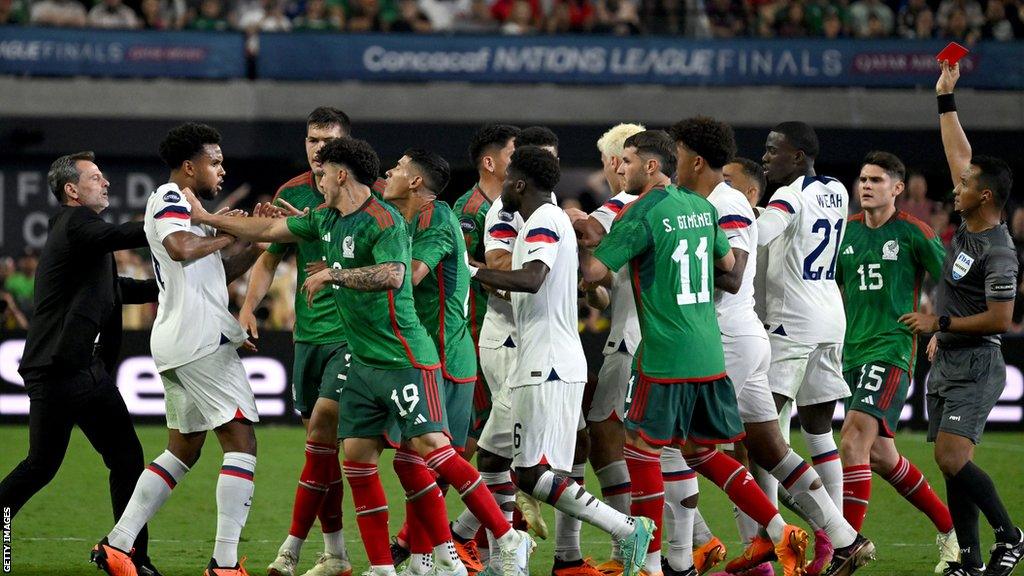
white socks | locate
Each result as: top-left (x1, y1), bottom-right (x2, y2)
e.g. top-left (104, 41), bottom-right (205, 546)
top-left (554, 464), bottom-right (587, 562)
top-left (532, 469), bottom-right (634, 540)
top-left (213, 452), bottom-right (257, 568)
top-left (661, 448), bottom-right (697, 572)
top-left (802, 431), bottom-right (843, 511)
top-left (108, 450), bottom-right (190, 552)
top-left (595, 460), bottom-right (631, 561)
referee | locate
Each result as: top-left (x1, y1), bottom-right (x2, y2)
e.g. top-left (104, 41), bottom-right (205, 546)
top-left (0, 152), bottom-right (163, 576)
top-left (900, 62), bottom-right (1022, 576)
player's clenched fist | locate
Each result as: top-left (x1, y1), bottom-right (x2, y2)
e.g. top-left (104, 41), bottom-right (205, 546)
top-left (898, 311), bottom-right (939, 334)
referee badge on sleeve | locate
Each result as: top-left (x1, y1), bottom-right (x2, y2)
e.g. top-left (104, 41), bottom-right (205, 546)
top-left (952, 252), bottom-right (975, 280)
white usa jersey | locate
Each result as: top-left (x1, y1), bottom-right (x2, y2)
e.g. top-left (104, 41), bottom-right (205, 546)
top-left (708, 182), bottom-right (766, 339)
top-left (759, 175), bottom-right (848, 344)
top-left (510, 203), bottom-right (586, 387)
top-left (479, 197), bottom-right (519, 350)
top-left (145, 183), bottom-right (246, 372)
top-left (590, 191), bottom-right (640, 356)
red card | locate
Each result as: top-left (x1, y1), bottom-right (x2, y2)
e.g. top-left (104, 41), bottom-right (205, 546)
top-left (936, 42), bottom-right (969, 65)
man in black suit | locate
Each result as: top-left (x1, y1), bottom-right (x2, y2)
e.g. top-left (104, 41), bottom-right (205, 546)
top-left (0, 151), bottom-right (163, 576)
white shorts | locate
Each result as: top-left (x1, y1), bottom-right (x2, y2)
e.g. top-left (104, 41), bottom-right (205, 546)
top-left (511, 380), bottom-right (585, 473)
top-left (479, 344), bottom-right (516, 396)
top-left (477, 373), bottom-right (515, 459)
top-left (160, 343), bottom-right (258, 434)
top-left (768, 334), bottom-right (849, 407)
top-left (588, 349), bottom-right (632, 423)
top-left (724, 334), bottom-right (779, 424)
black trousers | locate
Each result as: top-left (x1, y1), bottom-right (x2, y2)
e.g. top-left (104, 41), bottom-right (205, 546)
top-left (0, 360), bottom-right (151, 559)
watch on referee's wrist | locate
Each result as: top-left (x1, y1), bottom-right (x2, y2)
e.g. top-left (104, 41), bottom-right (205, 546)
top-left (938, 315), bottom-right (951, 332)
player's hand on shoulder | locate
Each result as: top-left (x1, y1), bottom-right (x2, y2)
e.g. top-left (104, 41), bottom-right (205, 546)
top-left (936, 60), bottom-right (960, 95)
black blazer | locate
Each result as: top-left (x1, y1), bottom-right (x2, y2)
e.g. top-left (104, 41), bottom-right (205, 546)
top-left (19, 205), bottom-right (159, 378)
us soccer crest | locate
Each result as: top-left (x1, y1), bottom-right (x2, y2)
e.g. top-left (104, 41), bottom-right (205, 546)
top-left (882, 240), bottom-right (900, 261)
top-left (343, 235), bottom-right (355, 258)
top-left (952, 251), bottom-right (975, 280)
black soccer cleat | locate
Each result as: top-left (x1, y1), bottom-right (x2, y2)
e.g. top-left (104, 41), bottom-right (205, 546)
top-left (943, 562), bottom-right (986, 576)
top-left (391, 536), bottom-right (411, 567)
top-left (820, 535), bottom-right (875, 576)
top-left (134, 556), bottom-right (164, 576)
top-left (661, 557), bottom-right (698, 576)
top-left (985, 528), bottom-right (1024, 576)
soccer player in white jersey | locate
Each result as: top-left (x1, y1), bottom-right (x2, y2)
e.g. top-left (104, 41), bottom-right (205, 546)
top-left (91, 123), bottom-right (263, 576)
top-left (471, 146), bottom-right (656, 576)
top-left (671, 117), bottom-right (874, 576)
top-left (757, 122), bottom-right (879, 576)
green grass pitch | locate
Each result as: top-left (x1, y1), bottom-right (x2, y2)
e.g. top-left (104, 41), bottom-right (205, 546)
top-left (1, 425), bottom-right (1021, 576)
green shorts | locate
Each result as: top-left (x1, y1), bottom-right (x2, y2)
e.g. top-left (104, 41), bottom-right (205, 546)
top-left (843, 362), bottom-right (910, 438)
top-left (445, 377), bottom-right (475, 450)
top-left (292, 341), bottom-right (349, 418)
top-left (338, 362), bottom-right (449, 442)
top-left (468, 376), bottom-right (491, 440)
top-left (624, 373), bottom-right (745, 447)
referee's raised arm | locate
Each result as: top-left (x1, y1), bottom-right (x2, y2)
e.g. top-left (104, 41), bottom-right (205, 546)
top-left (936, 61), bottom-right (972, 190)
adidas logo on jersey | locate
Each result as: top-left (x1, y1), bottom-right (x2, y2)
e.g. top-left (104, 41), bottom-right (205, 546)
top-left (843, 245), bottom-right (855, 255)
top-left (322, 232), bottom-right (331, 242)
top-left (861, 396), bottom-right (874, 405)
top-left (414, 414), bottom-right (427, 425)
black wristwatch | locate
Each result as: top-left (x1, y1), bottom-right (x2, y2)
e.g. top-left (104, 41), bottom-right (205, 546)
top-left (938, 315), bottom-right (951, 332)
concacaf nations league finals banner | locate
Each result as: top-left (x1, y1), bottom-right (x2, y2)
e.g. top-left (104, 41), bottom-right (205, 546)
top-left (0, 331), bottom-right (1022, 429)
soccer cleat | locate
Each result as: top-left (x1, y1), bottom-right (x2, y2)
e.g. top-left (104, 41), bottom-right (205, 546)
top-left (806, 530), bottom-right (834, 576)
top-left (452, 535), bottom-right (485, 574)
top-left (434, 553), bottom-right (471, 576)
top-left (397, 556), bottom-right (433, 576)
top-left (709, 562), bottom-right (775, 576)
top-left (204, 556), bottom-right (251, 576)
top-left (268, 550), bottom-right (298, 576)
top-left (942, 562), bottom-right (985, 576)
top-left (361, 568), bottom-right (400, 576)
top-left (617, 517), bottom-right (656, 576)
top-left (134, 556), bottom-right (164, 576)
top-left (552, 559), bottom-right (607, 576)
top-left (661, 557), bottom-right (697, 576)
top-left (693, 537), bottom-right (727, 575)
top-left (392, 538), bottom-right (412, 568)
top-left (497, 529), bottom-right (536, 576)
top-left (724, 537), bottom-right (777, 574)
top-left (820, 535), bottom-right (875, 576)
top-left (301, 553), bottom-right (354, 576)
top-left (774, 525), bottom-right (809, 576)
top-left (985, 527), bottom-right (1024, 576)
top-left (91, 537), bottom-right (138, 576)
top-left (594, 559), bottom-right (625, 576)
top-left (516, 492), bottom-right (549, 540)
top-left (935, 530), bottom-right (961, 574)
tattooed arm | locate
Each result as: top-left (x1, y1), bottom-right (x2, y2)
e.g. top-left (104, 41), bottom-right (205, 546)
top-left (301, 261), bottom-right (406, 305)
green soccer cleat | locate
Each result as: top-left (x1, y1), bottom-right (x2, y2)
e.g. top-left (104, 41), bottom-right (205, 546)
top-left (617, 517), bottom-right (656, 576)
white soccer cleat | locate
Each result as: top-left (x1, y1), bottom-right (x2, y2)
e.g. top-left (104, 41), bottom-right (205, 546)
top-left (301, 552), bottom-right (353, 576)
top-left (361, 567), bottom-right (399, 576)
top-left (398, 555), bottom-right (434, 576)
top-left (268, 550), bottom-right (299, 576)
top-left (935, 530), bottom-right (960, 573)
top-left (498, 529), bottom-right (536, 576)
top-left (516, 492), bottom-right (549, 540)
top-left (433, 554), bottom-right (470, 576)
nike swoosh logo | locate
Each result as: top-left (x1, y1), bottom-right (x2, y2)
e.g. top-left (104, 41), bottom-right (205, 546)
top-left (528, 248), bottom-right (541, 254)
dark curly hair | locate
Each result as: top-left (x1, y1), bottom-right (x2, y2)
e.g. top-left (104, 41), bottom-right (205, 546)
top-left (159, 122), bottom-right (221, 169)
top-left (669, 116), bottom-right (737, 170)
top-left (517, 126), bottom-right (559, 153)
top-left (624, 130), bottom-right (676, 176)
top-left (404, 148), bottom-right (450, 194)
top-left (317, 137), bottom-right (380, 186)
top-left (469, 123), bottom-right (521, 168)
top-left (509, 145), bottom-right (560, 192)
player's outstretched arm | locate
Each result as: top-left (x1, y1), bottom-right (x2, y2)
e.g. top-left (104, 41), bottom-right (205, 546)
top-left (184, 188), bottom-right (298, 244)
top-left (472, 260), bottom-right (549, 294)
top-left (937, 61), bottom-right (972, 189)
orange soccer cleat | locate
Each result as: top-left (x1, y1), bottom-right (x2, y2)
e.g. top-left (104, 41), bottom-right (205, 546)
top-left (694, 537), bottom-right (728, 575)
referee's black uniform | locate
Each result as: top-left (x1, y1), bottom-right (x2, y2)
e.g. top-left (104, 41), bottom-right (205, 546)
top-left (0, 204), bottom-right (159, 564)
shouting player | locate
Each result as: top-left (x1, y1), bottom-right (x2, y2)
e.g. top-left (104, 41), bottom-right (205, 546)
top-left (671, 117), bottom-right (872, 576)
top-left (92, 123), bottom-right (262, 576)
top-left (472, 145), bottom-right (657, 576)
top-left (834, 151), bottom-right (956, 572)
top-left (255, 107), bottom-right (353, 576)
top-left (383, 148), bottom-right (478, 576)
top-left (899, 61), bottom-right (1022, 576)
top-left (187, 138), bottom-right (534, 576)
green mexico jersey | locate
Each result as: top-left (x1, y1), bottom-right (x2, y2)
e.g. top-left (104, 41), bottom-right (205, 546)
top-left (836, 210), bottom-right (946, 372)
top-left (594, 185), bottom-right (731, 382)
top-left (286, 196), bottom-right (440, 370)
top-left (452, 184), bottom-right (491, 343)
top-left (409, 200), bottom-right (477, 383)
top-left (266, 172), bottom-right (346, 344)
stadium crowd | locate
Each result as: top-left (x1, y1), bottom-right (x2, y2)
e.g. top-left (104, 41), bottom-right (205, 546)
top-left (1, 0), bottom-right (1022, 40)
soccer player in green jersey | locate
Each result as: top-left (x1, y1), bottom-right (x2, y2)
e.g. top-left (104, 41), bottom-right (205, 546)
top-left (381, 148), bottom-right (482, 576)
top-left (835, 151), bottom-right (957, 571)
top-left (185, 138), bottom-right (535, 576)
top-left (239, 107), bottom-right (351, 576)
top-left (577, 130), bottom-right (809, 576)
top-left (453, 124), bottom-right (520, 462)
